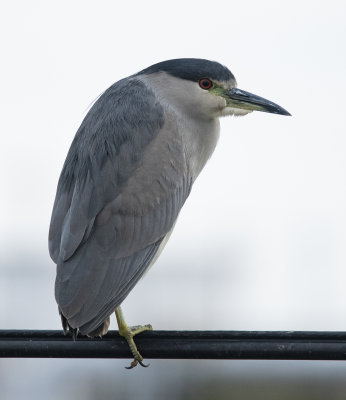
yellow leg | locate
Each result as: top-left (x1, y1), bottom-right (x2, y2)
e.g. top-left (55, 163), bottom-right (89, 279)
top-left (115, 306), bottom-right (152, 369)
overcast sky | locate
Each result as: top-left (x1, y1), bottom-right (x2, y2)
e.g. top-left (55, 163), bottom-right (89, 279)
top-left (1, 1), bottom-right (346, 397)
top-left (1, 0), bottom-right (346, 330)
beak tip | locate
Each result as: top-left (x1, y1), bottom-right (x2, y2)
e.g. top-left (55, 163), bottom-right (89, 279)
top-left (280, 109), bottom-right (291, 117)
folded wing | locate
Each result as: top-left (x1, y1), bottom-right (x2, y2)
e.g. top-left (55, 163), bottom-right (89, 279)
top-left (49, 78), bottom-right (192, 334)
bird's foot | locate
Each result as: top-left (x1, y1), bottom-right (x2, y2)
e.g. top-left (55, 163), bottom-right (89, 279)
top-left (115, 307), bottom-right (152, 369)
top-left (118, 324), bottom-right (152, 369)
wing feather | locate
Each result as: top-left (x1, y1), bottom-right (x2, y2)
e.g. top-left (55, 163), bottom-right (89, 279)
top-left (49, 77), bottom-right (192, 333)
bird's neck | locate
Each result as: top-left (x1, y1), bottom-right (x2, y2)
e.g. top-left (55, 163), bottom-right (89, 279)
top-left (137, 73), bottom-right (221, 180)
top-left (175, 110), bottom-right (220, 181)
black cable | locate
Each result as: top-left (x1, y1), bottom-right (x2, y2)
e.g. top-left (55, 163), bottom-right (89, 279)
top-left (1, 330), bottom-right (346, 360)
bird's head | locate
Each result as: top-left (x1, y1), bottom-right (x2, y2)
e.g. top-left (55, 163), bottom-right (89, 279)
top-left (137, 58), bottom-right (290, 120)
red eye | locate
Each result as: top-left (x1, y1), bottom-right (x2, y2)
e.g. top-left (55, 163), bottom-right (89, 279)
top-left (199, 78), bottom-right (213, 90)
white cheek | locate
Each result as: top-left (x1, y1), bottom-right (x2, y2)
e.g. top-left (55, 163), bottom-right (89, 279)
top-left (220, 107), bottom-right (253, 117)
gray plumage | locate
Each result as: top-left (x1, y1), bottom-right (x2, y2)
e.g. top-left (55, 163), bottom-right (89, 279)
top-left (49, 58), bottom-right (290, 337)
top-left (49, 75), bottom-right (192, 334)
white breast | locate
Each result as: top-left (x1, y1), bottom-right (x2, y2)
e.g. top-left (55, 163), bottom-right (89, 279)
top-left (175, 108), bottom-right (220, 180)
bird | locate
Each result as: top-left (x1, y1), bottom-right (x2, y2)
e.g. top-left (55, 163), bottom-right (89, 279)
top-left (49, 58), bottom-right (290, 368)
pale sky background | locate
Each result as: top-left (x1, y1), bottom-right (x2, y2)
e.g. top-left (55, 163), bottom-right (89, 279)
top-left (1, 0), bottom-right (346, 399)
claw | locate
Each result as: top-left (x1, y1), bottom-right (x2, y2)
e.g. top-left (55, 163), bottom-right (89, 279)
top-left (138, 360), bottom-right (150, 368)
top-left (125, 357), bottom-right (150, 369)
top-left (115, 307), bottom-right (152, 369)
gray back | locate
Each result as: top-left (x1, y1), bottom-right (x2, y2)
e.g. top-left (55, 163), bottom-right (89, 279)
top-left (49, 77), bottom-right (192, 333)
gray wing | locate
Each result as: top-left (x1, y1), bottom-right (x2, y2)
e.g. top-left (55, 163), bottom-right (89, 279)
top-left (49, 77), bottom-right (192, 334)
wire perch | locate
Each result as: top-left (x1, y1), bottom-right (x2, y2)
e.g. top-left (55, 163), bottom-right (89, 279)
top-left (1, 330), bottom-right (346, 360)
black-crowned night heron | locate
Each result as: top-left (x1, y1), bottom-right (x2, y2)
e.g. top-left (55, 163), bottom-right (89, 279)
top-left (49, 58), bottom-right (290, 368)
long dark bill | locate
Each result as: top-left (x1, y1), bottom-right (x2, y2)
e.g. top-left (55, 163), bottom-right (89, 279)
top-left (226, 88), bottom-right (291, 116)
